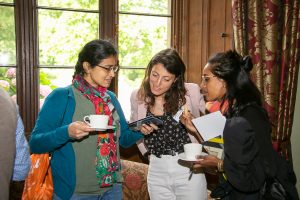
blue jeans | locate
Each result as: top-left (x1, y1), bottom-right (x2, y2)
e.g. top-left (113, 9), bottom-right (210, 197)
top-left (53, 183), bottom-right (122, 200)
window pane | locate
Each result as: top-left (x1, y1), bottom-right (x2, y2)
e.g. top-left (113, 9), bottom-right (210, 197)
top-left (38, 9), bottom-right (99, 66)
top-left (0, 67), bottom-right (17, 100)
top-left (0, 6), bottom-right (16, 65)
top-left (118, 68), bottom-right (145, 120)
top-left (119, 0), bottom-right (171, 15)
top-left (39, 68), bottom-right (74, 108)
top-left (37, 0), bottom-right (98, 10)
top-left (0, 0), bottom-right (14, 3)
top-left (119, 14), bottom-right (171, 67)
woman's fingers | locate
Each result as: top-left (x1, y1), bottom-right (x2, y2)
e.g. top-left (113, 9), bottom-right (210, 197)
top-left (149, 123), bottom-right (159, 130)
top-left (68, 121), bottom-right (93, 139)
top-left (140, 123), bottom-right (156, 135)
top-left (192, 163), bottom-right (202, 169)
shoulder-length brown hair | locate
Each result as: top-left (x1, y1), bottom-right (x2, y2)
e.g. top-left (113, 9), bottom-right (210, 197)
top-left (138, 48), bottom-right (187, 115)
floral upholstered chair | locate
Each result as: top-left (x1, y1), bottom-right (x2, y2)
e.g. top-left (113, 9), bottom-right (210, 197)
top-left (121, 159), bottom-right (150, 200)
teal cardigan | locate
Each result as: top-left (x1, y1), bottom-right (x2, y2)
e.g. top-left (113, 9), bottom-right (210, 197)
top-left (29, 86), bottom-right (143, 200)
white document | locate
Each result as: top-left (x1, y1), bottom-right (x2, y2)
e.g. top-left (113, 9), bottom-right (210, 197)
top-left (191, 111), bottom-right (226, 141)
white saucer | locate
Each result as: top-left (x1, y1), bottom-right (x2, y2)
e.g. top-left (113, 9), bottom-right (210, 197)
top-left (178, 152), bottom-right (206, 162)
top-left (91, 125), bottom-right (115, 131)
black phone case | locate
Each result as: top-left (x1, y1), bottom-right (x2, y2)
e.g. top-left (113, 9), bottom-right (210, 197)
top-left (128, 116), bottom-right (163, 131)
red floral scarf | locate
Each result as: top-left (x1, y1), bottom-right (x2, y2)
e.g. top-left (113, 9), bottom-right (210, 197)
top-left (73, 75), bottom-right (120, 187)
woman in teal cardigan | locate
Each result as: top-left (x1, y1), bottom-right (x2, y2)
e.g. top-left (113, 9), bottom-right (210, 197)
top-left (30, 40), bottom-right (144, 200)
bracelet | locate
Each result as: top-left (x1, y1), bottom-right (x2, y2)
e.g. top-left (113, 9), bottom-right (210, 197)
top-left (217, 160), bottom-right (224, 172)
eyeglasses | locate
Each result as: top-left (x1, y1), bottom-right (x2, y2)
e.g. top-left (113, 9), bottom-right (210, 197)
top-left (201, 75), bottom-right (216, 84)
top-left (96, 64), bottom-right (119, 73)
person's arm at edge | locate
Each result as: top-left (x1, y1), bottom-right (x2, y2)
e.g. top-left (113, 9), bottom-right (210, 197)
top-left (12, 108), bottom-right (31, 181)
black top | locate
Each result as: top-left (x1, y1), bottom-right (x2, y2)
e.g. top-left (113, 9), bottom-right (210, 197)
top-left (144, 111), bottom-right (191, 157)
top-left (223, 104), bottom-right (299, 200)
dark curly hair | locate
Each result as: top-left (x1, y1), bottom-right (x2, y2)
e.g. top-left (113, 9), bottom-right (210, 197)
top-left (207, 50), bottom-right (262, 117)
top-left (138, 48), bottom-right (187, 115)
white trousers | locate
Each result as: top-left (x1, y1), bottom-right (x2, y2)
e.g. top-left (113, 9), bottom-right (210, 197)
top-left (148, 154), bottom-right (207, 200)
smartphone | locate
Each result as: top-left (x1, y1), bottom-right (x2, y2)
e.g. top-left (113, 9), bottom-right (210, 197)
top-left (128, 116), bottom-right (163, 131)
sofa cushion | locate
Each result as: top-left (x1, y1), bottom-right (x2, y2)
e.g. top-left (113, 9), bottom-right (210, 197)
top-left (121, 159), bottom-right (150, 200)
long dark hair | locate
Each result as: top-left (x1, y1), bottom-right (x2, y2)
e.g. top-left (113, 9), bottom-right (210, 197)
top-left (73, 39), bottom-right (117, 77)
top-left (207, 50), bottom-right (262, 117)
top-left (138, 48), bottom-right (187, 115)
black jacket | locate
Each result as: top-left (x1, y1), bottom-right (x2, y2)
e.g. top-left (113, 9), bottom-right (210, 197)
top-left (222, 104), bottom-right (299, 200)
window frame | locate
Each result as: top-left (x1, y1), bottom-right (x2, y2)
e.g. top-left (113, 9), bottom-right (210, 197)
top-left (1, 0), bottom-right (187, 134)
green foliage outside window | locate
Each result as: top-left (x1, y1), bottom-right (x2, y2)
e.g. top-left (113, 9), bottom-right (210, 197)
top-left (38, 0), bottom-right (98, 10)
top-left (0, 6), bottom-right (16, 65)
top-left (38, 9), bottom-right (99, 66)
top-left (119, 0), bottom-right (170, 83)
top-left (0, 0), bottom-right (171, 102)
top-left (119, 0), bottom-right (169, 15)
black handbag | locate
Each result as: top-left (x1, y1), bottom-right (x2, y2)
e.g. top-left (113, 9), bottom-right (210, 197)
top-left (210, 175), bottom-right (233, 199)
top-left (260, 177), bottom-right (287, 200)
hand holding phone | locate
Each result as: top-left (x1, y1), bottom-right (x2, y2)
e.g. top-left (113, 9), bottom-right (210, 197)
top-left (128, 116), bottom-right (163, 131)
top-left (140, 123), bottom-right (159, 135)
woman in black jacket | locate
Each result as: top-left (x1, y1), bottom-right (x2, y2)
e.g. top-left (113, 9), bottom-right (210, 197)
top-left (181, 50), bottom-right (298, 199)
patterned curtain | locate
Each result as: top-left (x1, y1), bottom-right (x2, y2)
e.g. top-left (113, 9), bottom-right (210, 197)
top-left (232, 0), bottom-right (300, 160)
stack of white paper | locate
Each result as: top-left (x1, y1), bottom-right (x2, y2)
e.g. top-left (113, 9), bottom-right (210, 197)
top-left (191, 111), bottom-right (226, 141)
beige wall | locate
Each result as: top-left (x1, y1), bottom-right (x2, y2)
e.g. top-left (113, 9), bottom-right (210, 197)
top-left (291, 66), bottom-right (300, 193)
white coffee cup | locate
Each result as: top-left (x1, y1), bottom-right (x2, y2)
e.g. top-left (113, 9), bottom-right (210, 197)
top-left (83, 114), bottom-right (109, 129)
top-left (184, 143), bottom-right (202, 159)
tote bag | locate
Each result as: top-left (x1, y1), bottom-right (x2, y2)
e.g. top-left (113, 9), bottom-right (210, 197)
top-left (22, 153), bottom-right (53, 200)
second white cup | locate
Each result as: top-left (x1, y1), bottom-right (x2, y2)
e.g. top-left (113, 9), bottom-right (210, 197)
top-left (83, 114), bottom-right (109, 129)
top-left (184, 143), bottom-right (203, 159)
